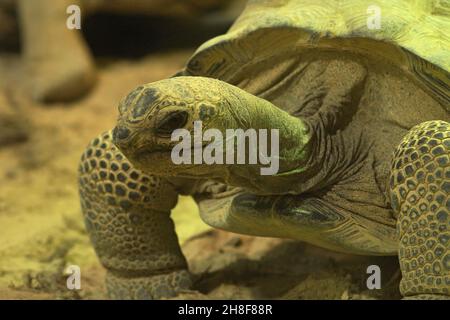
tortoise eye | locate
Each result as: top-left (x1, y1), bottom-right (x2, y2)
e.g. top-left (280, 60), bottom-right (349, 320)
top-left (155, 111), bottom-right (189, 136)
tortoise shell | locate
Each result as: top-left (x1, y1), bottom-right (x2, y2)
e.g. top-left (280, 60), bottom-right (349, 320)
top-left (184, 0), bottom-right (450, 109)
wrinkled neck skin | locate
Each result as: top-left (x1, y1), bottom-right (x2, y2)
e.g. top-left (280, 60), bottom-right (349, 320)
top-left (199, 89), bottom-right (324, 195)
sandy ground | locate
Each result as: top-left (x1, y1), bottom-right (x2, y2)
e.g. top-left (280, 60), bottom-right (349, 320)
top-left (0, 50), bottom-right (402, 300)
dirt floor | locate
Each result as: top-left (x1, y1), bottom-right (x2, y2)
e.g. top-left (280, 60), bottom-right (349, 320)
top-left (0, 49), bottom-right (402, 300)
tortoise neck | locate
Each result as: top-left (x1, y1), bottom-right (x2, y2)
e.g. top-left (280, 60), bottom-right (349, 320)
top-left (218, 94), bottom-right (325, 194)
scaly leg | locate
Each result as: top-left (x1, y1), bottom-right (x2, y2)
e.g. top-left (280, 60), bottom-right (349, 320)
top-left (79, 131), bottom-right (191, 299)
top-left (389, 120), bottom-right (450, 299)
top-left (18, 0), bottom-right (95, 102)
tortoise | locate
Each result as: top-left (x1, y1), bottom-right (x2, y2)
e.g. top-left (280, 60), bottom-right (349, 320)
top-left (16, 0), bottom-right (235, 102)
top-left (78, 0), bottom-right (450, 299)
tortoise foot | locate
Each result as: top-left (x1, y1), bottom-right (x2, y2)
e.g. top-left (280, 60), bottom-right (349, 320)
top-left (27, 49), bottom-right (96, 103)
top-left (19, 0), bottom-right (96, 103)
top-left (106, 269), bottom-right (193, 300)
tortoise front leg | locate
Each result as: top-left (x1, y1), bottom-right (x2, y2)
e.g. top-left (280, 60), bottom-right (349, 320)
top-left (389, 120), bottom-right (450, 299)
top-left (79, 131), bottom-right (191, 299)
top-left (18, 0), bottom-right (95, 102)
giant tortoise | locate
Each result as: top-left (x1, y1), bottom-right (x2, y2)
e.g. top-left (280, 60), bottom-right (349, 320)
top-left (17, 0), bottom-right (234, 102)
top-left (79, 0), bottom-right (450, 299)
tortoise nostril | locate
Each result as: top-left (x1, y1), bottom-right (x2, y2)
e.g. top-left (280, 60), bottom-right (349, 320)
top-left (113, 126), bottom-right (131, 142)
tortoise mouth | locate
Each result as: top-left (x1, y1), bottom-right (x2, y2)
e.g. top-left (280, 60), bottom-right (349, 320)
top-left (131, 145), bottom-right (225, 177)
top-left (133, 148), bottom-right (172, 162)
top-left (134, 143), bottom-right (207, 160)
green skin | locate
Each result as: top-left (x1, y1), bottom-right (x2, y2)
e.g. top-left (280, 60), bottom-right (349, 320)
top-left (79, 75), bottom-right (449, 300)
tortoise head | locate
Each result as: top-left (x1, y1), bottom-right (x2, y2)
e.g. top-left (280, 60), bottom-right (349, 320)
top-left (112, 76), bottom-right (248, 177)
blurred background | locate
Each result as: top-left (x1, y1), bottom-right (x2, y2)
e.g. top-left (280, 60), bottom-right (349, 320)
top-left (0, 0), bottom-right (401, 300)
